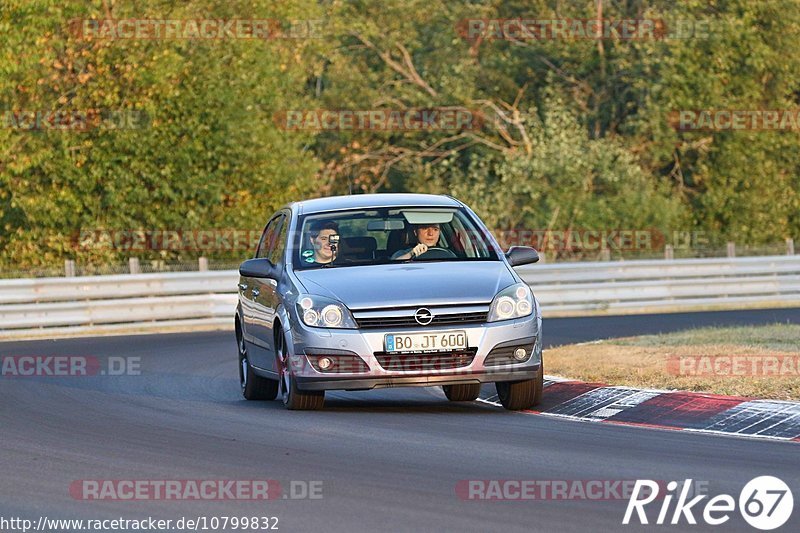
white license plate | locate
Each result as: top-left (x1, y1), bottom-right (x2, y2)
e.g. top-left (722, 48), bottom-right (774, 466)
top-left (385, 330), bottom-right (468, 353)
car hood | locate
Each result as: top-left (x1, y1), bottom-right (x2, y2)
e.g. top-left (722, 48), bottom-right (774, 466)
top-left (294, 261), bottom-right (516, 309)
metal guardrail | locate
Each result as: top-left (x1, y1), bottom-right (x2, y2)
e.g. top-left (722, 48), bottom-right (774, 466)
top-left (0, 271), bottom-right (238, 338)
top-left (516, 255), bottom-right (800, 313)
top-left (1, 255), bottom-right (799, 338)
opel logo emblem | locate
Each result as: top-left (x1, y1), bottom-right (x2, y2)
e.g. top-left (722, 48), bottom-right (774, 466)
top-left (414, 308), bottom-right (434, 326)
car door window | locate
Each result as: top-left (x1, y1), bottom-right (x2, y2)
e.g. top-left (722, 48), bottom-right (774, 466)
top-left (268, 215), bottom-right (288, 265)
top-left (255, 215), bottom-right (281, 259)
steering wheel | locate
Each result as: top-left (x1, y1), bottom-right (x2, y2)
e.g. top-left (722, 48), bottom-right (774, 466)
top-left (415, 247), bottom-right (457, 260)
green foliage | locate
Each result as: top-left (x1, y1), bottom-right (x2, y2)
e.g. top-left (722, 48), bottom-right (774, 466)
top-left (1, 0), bottom-right (321, 266)
top-left (426, 92), bottom-right (686, 234)
top-left (1, 0), bottom-right (798, 269)
top-left (307, 0), bottom-right (800, 247)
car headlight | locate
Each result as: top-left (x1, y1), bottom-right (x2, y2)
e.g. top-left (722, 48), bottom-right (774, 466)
top-left (297, 295), bottom-right (357, 329)
top-left (487, 283), bottom-right (534, 322)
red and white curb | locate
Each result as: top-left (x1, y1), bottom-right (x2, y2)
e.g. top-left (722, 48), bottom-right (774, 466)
top-left (479, 377), bottom-right (800, 442)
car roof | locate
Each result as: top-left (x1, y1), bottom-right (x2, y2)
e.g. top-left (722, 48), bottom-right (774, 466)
top-left (291, 193), bottom-right (462, 215)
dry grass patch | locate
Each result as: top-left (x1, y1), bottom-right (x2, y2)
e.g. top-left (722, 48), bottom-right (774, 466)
top-left (545, 324), bottom-right (800, 400)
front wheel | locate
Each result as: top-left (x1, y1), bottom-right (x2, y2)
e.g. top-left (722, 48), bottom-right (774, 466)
top-left (238, 331), bottom-right (278, 401)
top-left (442, 383), bottom-right (481, 401)
top-left (496, 365), bottom-right (543, 410)
top-left (276, 333), bottom-right (324, 410)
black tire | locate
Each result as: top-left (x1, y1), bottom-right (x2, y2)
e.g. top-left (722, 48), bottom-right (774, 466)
top-left (496, 363), bottom-right (543, 410)
top-left (276, 332), bottom-right (324, 410)
top-left (238, 326), bottom-right (279, 401)
top-left (442, 383), bottom-right (481, 401)
top-left (533, 362), bottom-right (544, 406)
top-left (496, 379), bottom-right (536, 410)
top-left (282, 372), bottom-right (325, 410)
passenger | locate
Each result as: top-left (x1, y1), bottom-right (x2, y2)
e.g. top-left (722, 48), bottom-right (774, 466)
top-left (305, 221), bottom-right (339, 265)
top-left (391, 224), bottom-right (444, 260)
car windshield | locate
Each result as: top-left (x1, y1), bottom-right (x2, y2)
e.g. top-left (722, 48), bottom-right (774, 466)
top-left (294, 207), bottom-right (499, 269)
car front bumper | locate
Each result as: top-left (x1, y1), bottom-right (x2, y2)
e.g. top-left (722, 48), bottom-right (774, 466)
top-left (287, 312), bottom-right (542, 392)
top-left (295, 367), bottom-right (540, 391)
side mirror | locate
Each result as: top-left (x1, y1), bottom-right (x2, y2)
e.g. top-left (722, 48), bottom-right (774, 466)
top-left (239, 258), bottom-right (277, 279)
top-left (505, 246), bottom-right (539, 267)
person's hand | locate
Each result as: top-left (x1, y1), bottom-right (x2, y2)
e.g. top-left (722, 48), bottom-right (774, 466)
top-left (410, 243), bottom-right (428, 258)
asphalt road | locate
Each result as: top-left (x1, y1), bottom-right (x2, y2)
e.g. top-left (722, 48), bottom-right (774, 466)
top-left (544, 306), bottom-right (800, 347)
top-left (1, 308), bottom-right (799, 532)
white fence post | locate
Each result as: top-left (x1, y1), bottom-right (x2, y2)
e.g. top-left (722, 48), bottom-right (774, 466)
top-left (129, 257), bottom-right (140, 274)
top-left (727, 242), bottom-right (736, 258)
top-left (664, 245), bottom-right (674, 260)
top-left (64, 260), bottom-right (76, 277)
top-left (198, 257), bottom-right (208, 271)
top-left (787, 238), bottom-right (795, 256)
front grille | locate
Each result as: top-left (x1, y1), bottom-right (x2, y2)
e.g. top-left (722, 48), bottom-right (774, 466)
top-left (356, 312), bottom-right (487, 329)
top-left (375, 349), bottom-right (477, 371)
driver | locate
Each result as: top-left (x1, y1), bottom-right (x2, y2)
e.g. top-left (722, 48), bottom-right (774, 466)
top-left (305, 220), bottom-right (339, 265)
top-left (391, 224), bottom-right (443, 260)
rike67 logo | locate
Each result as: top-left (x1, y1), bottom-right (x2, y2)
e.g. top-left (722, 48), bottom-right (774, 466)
top-left (624, 476), bottom-right (793, 530)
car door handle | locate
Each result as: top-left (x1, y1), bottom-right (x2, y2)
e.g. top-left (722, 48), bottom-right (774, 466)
top-left (238, 283), bottom-right (248, 291)
top-left (251, 288), bottom-right (260, 297)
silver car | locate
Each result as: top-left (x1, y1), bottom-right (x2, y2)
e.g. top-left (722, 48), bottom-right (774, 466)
top-left (235, 193), bottom-right (542, 410)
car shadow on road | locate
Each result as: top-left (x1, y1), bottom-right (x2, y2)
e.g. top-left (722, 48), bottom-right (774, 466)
top-left (231, 386), bottom-right (505, 414)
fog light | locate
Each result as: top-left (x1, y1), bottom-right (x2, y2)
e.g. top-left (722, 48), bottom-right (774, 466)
top-left (318, 357), bottom-right (334, 371)
top-left (513, 348), bottom-right (527, 361)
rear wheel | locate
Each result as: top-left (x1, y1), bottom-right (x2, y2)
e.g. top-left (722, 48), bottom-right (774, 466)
top-left (277, 332), bottom-right (324, 410)
top-left (238, 328), bottom-right (278, 401)
top-left (496, 364), bottom-right (543, 411)
top-left (442, 383), bottom-right (481, 401)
